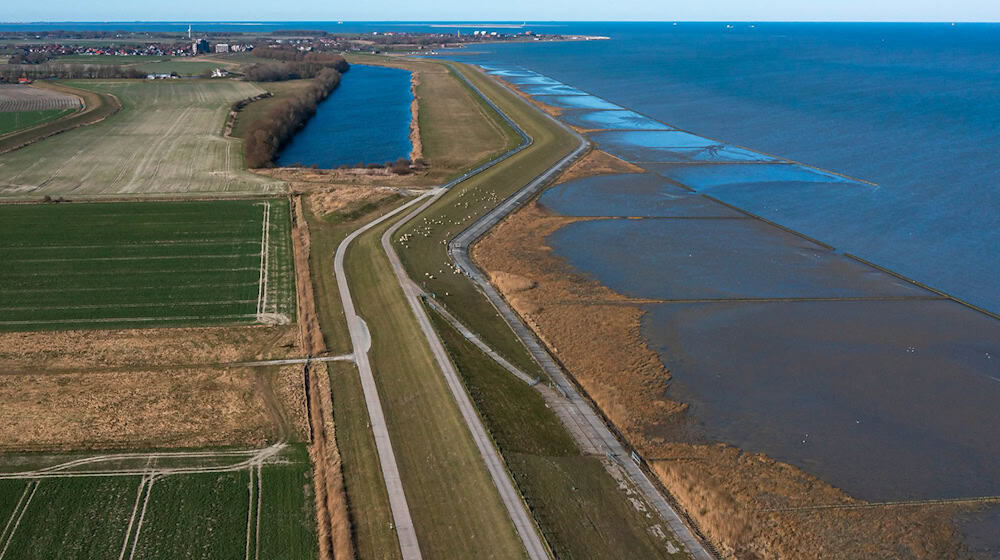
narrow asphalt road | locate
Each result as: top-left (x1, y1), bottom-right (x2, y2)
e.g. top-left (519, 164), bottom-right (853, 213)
top-left (333, 193), bottom-right (433, 560)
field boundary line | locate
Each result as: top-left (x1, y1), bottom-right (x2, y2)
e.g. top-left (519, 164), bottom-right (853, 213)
top-left (11, 253), bottom-right (258, 263)
top-left (0, 445), bottom-right (285, 481)
top-left (3, 281), bottom-right (259, 295)
top-left (118, 476), bottom-right (149, 560)
top-left (0, 480), bottom-right (38, 560)
top-left (254, 462), bottom-right (262, 560)
top-left (0, 267), bottom-right (260, 277)
top-left (127, 475), bottom-right (157, 560)
top-left (0, 313), bottom-right (258, 326)
top-left (0, 482), bottom-right (31, 551)
top-left (256, 201), bottom-right (271, 320)
top-left (245, 466), bottom-right (255, 560)
top-left (0, 299), bottom-right (255, 312)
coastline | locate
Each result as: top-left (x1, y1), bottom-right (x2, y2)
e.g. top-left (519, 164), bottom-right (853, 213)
top-left (471, 149), bottom-right (970, 559)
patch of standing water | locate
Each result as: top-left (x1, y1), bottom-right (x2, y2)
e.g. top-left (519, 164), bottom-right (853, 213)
top-left (539, 95), bottom-right (623, 110)
top-left (519, 84), bottom-right (588, 96)
top-left (539, 173), bottom-right (743, 218)
top-left (648, 162), bottom-right (863, 190)
top-left (591, 130), bottom-right (777, 162)
top-left (561, 110), bottom-right (673, 131)
top-left (546, 218), bottom-right (928, 300)
top-left (641, 299), bottom-right (1000, 501)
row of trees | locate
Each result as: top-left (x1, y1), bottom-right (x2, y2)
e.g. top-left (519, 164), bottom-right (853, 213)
top-left (243, 67), bottom-right (344, 168)
top-left (7, 51), bottom-right (51, 65)
top-left (243, 61), bottom-right (335, 82)
top-left (0, 63), bottom-right (148, 81)
top-left (254, 48), bottom-right (350, 71)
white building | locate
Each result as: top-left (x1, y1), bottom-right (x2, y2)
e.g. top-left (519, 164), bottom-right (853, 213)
top-left (215, 44), bottom-right (230, 53)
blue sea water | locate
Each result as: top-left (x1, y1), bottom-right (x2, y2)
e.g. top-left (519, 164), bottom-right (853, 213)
top-left (276, 64), bottom-right (412, 168)
top-left (441, 22), bottom-right (1000, 316)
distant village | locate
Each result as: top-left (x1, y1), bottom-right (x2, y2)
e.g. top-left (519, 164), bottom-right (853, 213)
top-left (0, 27), bottom-right (601, 65)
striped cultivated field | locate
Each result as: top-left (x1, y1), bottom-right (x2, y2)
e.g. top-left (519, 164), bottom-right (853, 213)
top-left (0, 84), bottom-right (82, 112)
top-left (0, 199), bottom-right (295, 331)
top-left (0, 445), bottom-right (317, 560)
top-left (0, 80), bottom-right (283, 198)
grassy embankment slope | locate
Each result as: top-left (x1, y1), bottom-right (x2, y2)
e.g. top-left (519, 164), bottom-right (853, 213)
top-left (0, 108), bottom-right (75, 135)
top-left (392, 65), bottom-right (579, 376)
top-left (0, 79), bottom-right (282, 198)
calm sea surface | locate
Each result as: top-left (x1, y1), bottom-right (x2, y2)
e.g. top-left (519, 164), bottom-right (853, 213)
top-left (276, 64), bottom-right (412, 168)
top-left (442, 22), bottom-right (1000, 316)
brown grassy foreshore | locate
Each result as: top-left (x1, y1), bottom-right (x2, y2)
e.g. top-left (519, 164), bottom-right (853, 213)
top-left (472, 150), bottom-right (970, 559)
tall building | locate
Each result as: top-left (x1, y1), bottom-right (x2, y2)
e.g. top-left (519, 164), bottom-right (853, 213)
top-left (192, 38), bottom-right (210, 54)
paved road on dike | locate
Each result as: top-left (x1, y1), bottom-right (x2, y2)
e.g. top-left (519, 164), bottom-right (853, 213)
top-left (334, 193), bottom-right (432, 560)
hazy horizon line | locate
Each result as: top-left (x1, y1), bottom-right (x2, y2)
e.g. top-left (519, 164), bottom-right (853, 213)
top-left (3, 19), bottom-right (999, 24)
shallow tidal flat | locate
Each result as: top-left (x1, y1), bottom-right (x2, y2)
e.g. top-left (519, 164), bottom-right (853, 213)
top-left (536, 169), bottom-right (1000, 555)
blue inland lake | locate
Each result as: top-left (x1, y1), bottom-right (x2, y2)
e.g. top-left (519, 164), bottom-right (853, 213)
top-left (276, 64), bottom-right (413, 168)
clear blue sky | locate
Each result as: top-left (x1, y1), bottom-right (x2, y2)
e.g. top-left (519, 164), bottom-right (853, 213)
top-left (6, 0), bottom-right (999, 23)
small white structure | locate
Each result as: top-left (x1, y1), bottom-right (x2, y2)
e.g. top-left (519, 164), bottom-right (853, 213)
top-left (215, 43), bottom-right (230, 53)
top-left (211, 68), bottom-right (230, 78)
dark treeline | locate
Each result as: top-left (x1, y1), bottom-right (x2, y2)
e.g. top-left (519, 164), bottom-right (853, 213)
top-left (254, 48), bottom-right (350, 70)
top-left (243, 67), bottom-right (344, 168)
top-left (244, 61), bottom-right (333, 82)
top-left (243, 51), bottom-right (349, 82)
top-left (7, 51), bottom-right (51, 64)
top-left (0, 63), bottom-right (147, 81)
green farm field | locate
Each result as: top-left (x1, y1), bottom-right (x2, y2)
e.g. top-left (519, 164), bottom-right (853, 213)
top-left (0, 445), bottom-right (316, 560)
top-left (0, 109), bottom-right (75, 135)
top-left (0, 79), bottom-right (283, 198)
top-left (0, 199), bottom-right (295, 331)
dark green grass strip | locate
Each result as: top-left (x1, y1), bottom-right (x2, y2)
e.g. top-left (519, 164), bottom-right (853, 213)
top-left (132, 471), bottom-right (249, 560)
top-left (0, 109), bottom-right (76, 135)
top-left (327, 361), bottom-right (402, 560)
top-left (258, 445), bottom-right (318, 560)
top-left (2, 477), bottom-right (139, 560)
top-left (428, 306), bottom-right (685, 559)
top-left (0, 199), bottom-right (295, 331)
